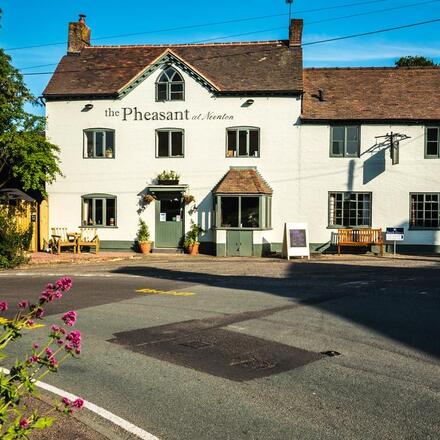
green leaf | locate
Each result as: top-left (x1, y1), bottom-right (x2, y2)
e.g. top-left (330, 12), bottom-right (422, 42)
top-left (32, 416), bottom-right (54, 429)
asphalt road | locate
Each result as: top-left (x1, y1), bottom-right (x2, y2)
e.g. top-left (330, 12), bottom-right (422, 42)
top-left (0, 255), bottom-right (439, 440)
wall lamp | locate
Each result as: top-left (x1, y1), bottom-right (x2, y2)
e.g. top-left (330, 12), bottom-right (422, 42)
top-left (241, 99), bottom-right (255, 108)
top-left (81, 104), bottom-right (94, 112)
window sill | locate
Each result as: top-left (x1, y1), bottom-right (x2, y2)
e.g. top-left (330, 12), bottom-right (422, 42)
top-left (83, 157), bottom-right (115, 160)
top-left (155, 156), bottom-right (184, 159)
top-left (80, 226), bottom-right (118, 229)
top-left (226, 156), bottom-right (260, 159)
top-left (329, 156), bottom-right (360, 159)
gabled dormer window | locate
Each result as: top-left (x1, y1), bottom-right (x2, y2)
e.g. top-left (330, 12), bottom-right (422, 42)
top-left (156, 67), bottom-right (184, 101)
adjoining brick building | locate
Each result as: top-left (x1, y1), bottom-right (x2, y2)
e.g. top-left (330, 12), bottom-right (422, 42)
top-left (43, 15), bottom-right (440, 254)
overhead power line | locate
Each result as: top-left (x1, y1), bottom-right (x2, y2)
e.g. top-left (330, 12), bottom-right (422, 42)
top-left (20, 17), bottom-right (440, 77)
top-left (18, 0), bottom-right (436, 71)
top-left (5, 0), bottom-right (393, 52)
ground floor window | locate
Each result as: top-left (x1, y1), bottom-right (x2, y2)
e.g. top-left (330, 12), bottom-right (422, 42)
top-left (216, 195), bottom-right (271, 228)
top-left (82, 195), bottom-right (116, 227)
top-left (410, 193), bottom-right (440, 228)
top-left (328, 192), bottom-right (371, 228)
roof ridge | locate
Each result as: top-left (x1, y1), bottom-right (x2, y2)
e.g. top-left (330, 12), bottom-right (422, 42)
top-left (86, 40), bottom-right (288, 49)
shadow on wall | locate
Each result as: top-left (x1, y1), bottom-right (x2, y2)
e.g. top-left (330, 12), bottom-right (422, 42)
top-left (112, 259), bottom-right (440, 358)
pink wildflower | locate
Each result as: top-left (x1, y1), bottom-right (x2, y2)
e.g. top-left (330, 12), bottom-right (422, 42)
top-left (18, 301), bottom-right (28, 309)
top-left (62, 310), bottom-right (77, 327)
top-left (19, 418), bottom-right (29, 428)
top-left (57, 339), bottom-right (64, 345)
top-left (26, 320), bottom-right (35, 327)
top-left (49, 357), bottom-right (58, 367)
top-left (73, 398), bottom-right (84, 409)
top-left (28, 354), bottom-right (39, 363)
top-left (34, 307), bottom-right (44, 319)
top-left (0, 302), bottom-right (8, 311)
top-left (56, 277), bottom-right (73, 292)
top-left (66, 330), bottom-right (81, 349)
top-left (61, 397), bottom-right (71, 406)
top-left (32, 343), bottom-right (39, 349)
top-left (45, 347), bottom-right (54, 357)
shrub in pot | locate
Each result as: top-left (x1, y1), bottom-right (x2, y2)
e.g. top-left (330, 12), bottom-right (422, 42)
top-left (137, 219), bottom-right (152, 254)
top-left (184, 222), bottom-right (204, 255)
top-left (157, 170), bottom-right (180, 185)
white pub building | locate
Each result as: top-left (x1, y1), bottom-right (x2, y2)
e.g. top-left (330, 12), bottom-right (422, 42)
top-left (43, 16), bottom-right (440, 255)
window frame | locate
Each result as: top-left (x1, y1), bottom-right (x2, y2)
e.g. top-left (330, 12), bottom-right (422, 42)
top-left (215, 194), bottom-right (272, 230)
top-left (226, 127), bottom-right (260, 158)
top-left (425, 126), bottom-right (440, 158)
top-left (329, 125), bottom-right (361, 158)
top-left (155, 67), bottom-right (185, 102)
top-left (81, 194), bottom-right (117, 228)
top-left (409, 192), bottom-right (440, 230)
top-left (328, 191), bottom-right (372, 229)
top-left (155, 128), bottom-right (185, 158)
top-left (83, 128), bottom-right (115, 159)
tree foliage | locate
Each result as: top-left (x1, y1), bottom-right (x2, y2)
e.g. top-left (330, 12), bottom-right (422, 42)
top-left (395, 56), bottom-right (438, 67)
top-left (0, 47), bottom-right (61, 195)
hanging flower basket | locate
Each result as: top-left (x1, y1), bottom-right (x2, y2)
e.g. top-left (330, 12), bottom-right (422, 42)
top-left (183, 194), bottom-right (195, 205)
top-left (143, 194), bottom-right (156, 205)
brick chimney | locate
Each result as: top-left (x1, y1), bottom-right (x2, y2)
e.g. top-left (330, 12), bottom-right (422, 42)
top-left (289, 19), bottom-right (303, 47)
top-left (67, 14), bottom-right (91, 54)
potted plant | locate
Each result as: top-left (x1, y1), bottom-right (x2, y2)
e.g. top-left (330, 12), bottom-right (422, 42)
top-left (183, 194), bottom-right (195, 205)
top-left (137, 218), bottom-right (152, 254)
top-left (157, 170), bottom-right (180, 185)
top-left (184, 222), bottom-right (204, 255)
top-left (143, 194), bottom-right (156, 205)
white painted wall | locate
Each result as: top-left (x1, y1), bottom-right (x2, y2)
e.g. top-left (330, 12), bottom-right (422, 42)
top-left (299, 124), bottom-right (440, 246)
top-left (46, 64), bottom-right (301, 248)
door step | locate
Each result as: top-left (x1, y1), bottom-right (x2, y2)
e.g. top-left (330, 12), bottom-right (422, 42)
top-left (152, 247), bottom-right (184, 254)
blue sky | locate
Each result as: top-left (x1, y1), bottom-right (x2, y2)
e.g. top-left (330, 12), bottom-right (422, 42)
top-left (2, 0), bottom-right (440, 105)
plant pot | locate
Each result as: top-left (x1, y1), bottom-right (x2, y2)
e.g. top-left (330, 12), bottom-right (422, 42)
top-left (188, 242), bottom-right (199, 256)
top-left (139, 241), bottom-right (151, 254)
top-left (158, 179), bottom-right (179, 185)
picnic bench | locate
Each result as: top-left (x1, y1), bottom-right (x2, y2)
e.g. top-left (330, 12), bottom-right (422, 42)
top-left (337, 228), bottom-right (384, 256)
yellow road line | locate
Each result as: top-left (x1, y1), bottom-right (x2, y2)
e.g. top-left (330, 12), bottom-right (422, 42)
top-left (136, 288), bottom-right (195, 297)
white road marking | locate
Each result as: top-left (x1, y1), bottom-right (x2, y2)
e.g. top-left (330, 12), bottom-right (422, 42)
top-left (0, 368), bottom-right (159, 440)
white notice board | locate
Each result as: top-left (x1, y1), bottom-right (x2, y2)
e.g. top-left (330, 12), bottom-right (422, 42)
top-left (283, 223), bottom-right (310, 260)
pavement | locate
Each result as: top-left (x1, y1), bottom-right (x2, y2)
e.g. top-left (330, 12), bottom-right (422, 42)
top-left (0, 254), bottom-right (439, 439)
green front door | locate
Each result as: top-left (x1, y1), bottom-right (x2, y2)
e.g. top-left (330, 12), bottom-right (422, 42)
top-left (155, 194), bottom-right (184, 248)
top-left (226, 230), bottom-right (253, 257)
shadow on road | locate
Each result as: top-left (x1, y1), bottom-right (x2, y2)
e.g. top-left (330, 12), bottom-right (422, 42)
top-left (112, 261), bottom-right (440, 359)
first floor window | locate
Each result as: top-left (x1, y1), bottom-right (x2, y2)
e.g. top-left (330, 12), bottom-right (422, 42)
top-left (330, 126), bottom-right (360, 157)
top-left (82, 195), bottom-right (116, 227)
top-left (426, 127), bottom-right (439, 158)
top-left (216, 195), bottom-right (271, 229)
top-left (410, 193), bottom-right (440, 228)
top-left (84, 129), bottom-right (115, 158)
top-left (226, 128), bottom-right (260, 157)
top-left (156, 129), bottom-right (184, 157)
top-left (329, 192), bottom-right (371, 228)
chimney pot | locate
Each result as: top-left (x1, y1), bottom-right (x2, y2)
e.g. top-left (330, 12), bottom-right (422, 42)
top-left (289, 19), bottom-right (303, 47)
top-left (67, 15), bottom-right (91, 54)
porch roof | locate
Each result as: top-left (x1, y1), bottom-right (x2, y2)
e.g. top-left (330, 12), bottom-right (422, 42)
top-left (213, 168), bottom-right (272, 195)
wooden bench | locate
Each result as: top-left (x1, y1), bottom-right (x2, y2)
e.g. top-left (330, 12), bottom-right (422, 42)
top-left (337, 228), bottom-right (384, 256)
top-left (51, 228), bottom-right (77, 255)
top-left (77, 228), bottom-right (100, 254)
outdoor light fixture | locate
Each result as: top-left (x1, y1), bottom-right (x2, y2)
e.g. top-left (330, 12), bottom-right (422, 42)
top-left (82, 104), bottom-right (94, 112)
top-left (242, 99), bottom-right (255, 108)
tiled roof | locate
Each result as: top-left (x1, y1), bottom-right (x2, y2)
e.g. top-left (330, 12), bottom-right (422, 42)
top-left (302, 67), bottom-right (440, 121)
top-left (43, 41), bottom-right (303, 98)
top-left (213, 168), bottom-right (272, 194)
